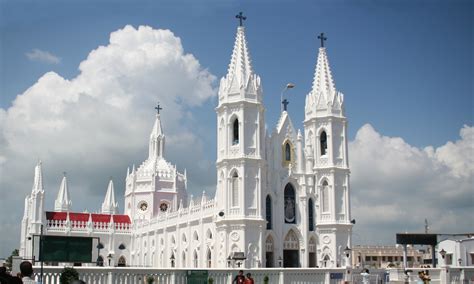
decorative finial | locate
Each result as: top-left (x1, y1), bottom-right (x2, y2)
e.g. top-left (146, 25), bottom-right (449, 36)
top-left (155, 102), bottom-right (163, 114)
top-left (282, 99), bottom-right (289, 111)
top-left (318, 32), bottom-right (327, 48)
top-left (235, 12), bottom-right (247, 27)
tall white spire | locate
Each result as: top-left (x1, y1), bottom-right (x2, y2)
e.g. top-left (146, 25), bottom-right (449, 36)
top-left (101, 179), bottom-right (118, 215)
top-left (149, 110), bottom-right (165, 159)
top-left (311, 47), bottom-right (336, 97)
top-left (32, 160), bottom-right (44, 193)
top-left (218, 26), bottom-right (262, 102)
top-left (305, 45), bottom-right (344, 120)
top-left (54, 173), bottom-right (71, 212)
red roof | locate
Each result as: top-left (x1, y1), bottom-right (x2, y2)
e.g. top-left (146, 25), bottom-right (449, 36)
top-left (46, 211), bottom-right (131, 224)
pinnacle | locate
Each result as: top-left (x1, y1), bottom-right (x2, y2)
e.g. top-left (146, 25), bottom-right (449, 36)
top-left (225, 26), bottom-right (254, 89)
top-left (311, 47), bottom-right (336, 97)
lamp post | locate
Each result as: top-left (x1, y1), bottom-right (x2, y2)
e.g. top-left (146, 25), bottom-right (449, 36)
top-left (227, 256), bottom-right (232, 268)
top-left (439, 249), bottom-right (446, 259)
top-left (107, 253), bottom-right (113, 266)
top-left (344, 246), bottom-right (352, 267)
top-left (170, 254), bottom-right (175, 268)
top-left (278, 256), bottom-right (283, 267)
top-left (458, 258), bottom-right (462, 267)
top-left (280, 83), bottom-right (295, 112)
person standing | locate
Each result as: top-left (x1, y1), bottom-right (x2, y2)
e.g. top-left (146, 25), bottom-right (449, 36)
top-left (232, 270), bottom-right (245, 284)
top-left (361, 268), bottom-right (370, 284)
top-left (20, 261), bottom-right (38, 284)
top-left (244, 273), bottom-right (254, 284)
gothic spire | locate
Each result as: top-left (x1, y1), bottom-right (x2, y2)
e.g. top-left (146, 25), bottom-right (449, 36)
top-left (149, 107), bottom-right (165, 159)
top-left (54, 173), bottom-right (71, 212)
top-left (225, 26), bottom-right (254, 91)
top-left (32, 160), bottom-right (44, 193)
top-left (311, 47), bottom-right (336, 98)
top-left (101, 179), bottom-right (118, 215)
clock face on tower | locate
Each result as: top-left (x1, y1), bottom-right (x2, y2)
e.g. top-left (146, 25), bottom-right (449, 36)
top-left (139, 201), bottom-right (148, 212)
top-left (160, 203), bottom-right (168, 212)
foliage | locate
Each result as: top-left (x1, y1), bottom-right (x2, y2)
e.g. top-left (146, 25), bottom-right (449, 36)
top-left (147, 275), bottom-right (155, 284)
top-left (263, 275), bottom-right (269, 284)
top-left (208, 277), bottom-right (214, 284)
top-left (5, 249), bottom-right (19, 270)
top-left (60, 267), bottom-right (79, 284)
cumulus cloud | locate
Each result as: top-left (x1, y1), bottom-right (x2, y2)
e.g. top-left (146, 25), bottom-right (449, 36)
top-left (0, 25), bottom-right (216, 257)
top-left (350, 124), bottom-right (474, 244)
top-left (25, 48), bottom-right (61, 64)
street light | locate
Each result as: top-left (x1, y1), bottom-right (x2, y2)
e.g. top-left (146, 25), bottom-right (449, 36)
top-left (107, 253), bottom-right (113, 266)
top-left (439, 249), bottom-right (447, 259)
top-left (458, 258), bottom-right (462, 266)
top-left (227, 256), bottom-right (232, 268)
top-left (280, 83), bottom-right (295, 112)
top-left (278, 256), bottom-right (283, 267)
top-left (344, 246), bottom-right (352, 268)
top-left (170, 254), bottom-right (175, 268)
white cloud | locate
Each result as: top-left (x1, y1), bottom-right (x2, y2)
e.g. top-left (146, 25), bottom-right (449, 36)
top-left (25, 49), bottom-right (61, 64)
top-left (350, 124), bottom-right (474, 244)
top-left (0, 25), bottom-right (216, 257)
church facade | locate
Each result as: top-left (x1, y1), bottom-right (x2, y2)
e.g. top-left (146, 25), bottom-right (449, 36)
top-left (20, 24), bottom-right (353, 269)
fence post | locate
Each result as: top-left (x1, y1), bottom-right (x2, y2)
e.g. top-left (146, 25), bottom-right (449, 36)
top-left (279, 270), bottom-right (285, 284)
top-left (107, 269), bottom-right (114, 284)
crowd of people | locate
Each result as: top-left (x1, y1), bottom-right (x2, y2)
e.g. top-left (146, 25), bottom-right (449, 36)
top-left (0, 261), bottom-right (37, 284)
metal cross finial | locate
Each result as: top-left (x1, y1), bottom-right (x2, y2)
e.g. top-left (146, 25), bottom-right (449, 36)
top-left (236, 12), bottom-right (247, 27)
top-left (282, 99), bottom-right (289, 111)
top-left (318, 32), bottom-right (327, 47)
top-left (155, 103), bottom-right (163, 114)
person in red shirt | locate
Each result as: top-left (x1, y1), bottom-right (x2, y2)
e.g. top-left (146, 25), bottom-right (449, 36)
top-left (233, 270), bottom-right (245, 284)
top-left (244, 273), bottom-right (254, 284)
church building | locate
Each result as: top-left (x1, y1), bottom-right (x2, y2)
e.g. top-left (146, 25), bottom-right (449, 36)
top-left (20, 19), bottom-right (353, 269)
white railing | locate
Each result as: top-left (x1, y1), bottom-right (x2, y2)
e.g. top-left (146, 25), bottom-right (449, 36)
top-left (34, 267), bottom-right (350, 284)
top-left (46, 220), bottom-right (131, 234)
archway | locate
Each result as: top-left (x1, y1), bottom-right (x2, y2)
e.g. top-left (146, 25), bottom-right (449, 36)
top-left (308, 237), bottom-right (317, 267)
top-left (283, 230), bottom-right (300, 267)
top-left (118, 256), bottom-right (126, 267)
top-left (265, 236), bottom-right (274, 267)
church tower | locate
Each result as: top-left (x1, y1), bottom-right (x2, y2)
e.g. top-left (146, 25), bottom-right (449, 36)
top-left (215, 16), bottom-right (266, 268)
top-left (304, 34), bottom-right (352, 267)
top-left (20, 161), bottom-right (45, 259)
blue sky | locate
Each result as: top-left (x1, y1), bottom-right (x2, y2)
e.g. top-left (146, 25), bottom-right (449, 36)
top-left (0, 0), bottom-right (472, 258)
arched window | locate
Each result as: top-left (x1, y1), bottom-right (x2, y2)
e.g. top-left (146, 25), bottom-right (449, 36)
top-left (266, 195), bottom-right (272, 230)
top-left (284, 184), bottom-right (296, 224)
top-left (320, 131), bottom-right (327, 156)
top-left (285, 143), bottom-right (291, 161)
top-left (206, 229), bottom-right (213, 240)
top-left (308, 198), bottom-right (315, 231)
top-left (322, 181), bottom-right (329, 212)
top-left (193, 231), bottom-right (199, 241)
top-left (232, 172), bottom-right (239, 207)
top-left (193, 250), bottom-right (198, 268)
top-left (207, 248), bottom-right (212, 268)
top-left (232, 118), bottom-right (239, 145)
top-left (118, 256), bottom-right (126, 267)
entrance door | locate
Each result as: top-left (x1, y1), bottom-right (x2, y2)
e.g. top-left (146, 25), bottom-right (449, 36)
top-left (283, 250), bottom-right (299, 267)
top-left (266, 252), bottom-right (274, 267)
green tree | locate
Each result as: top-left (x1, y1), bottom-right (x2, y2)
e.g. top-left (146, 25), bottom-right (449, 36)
top-left (5, 249), bottom-right (19, 270)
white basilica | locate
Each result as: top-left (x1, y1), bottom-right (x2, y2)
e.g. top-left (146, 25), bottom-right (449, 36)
top-left (20, 24), bottom-right (353, 269)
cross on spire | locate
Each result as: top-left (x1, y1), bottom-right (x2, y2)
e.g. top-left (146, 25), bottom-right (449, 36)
top-left (155, 103), bottom-right (163, 114)
top-left (318, 32), bottom-right (327, 48)
top-left (235, 12), bottom-right (247, 27)
top-left (282, 99), bottom-right (289, 111)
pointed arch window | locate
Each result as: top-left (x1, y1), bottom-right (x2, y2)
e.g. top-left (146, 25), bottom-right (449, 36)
top-left (232, 118), bottom-right (239, 145)
top-left (284, 184), bottom-right (296, 224)
top-left (322, 181), bottom-right (329, 212)
top-left (193, 250), bottom-right (198, 268)
top-left (320, 131), bottom-right (328, 156)
top-left (285, 142), bottom-right (291, 161)
top-left (308, 198), bottom-right (315, 231)
top-left (118, 256), bottom-right (126, 267)
top-left (207, 248), bottom-right (212, 268)
top-left (232, 172), bottom-right (239, 207)
top-left (266, 195), bottom-right (272, 230)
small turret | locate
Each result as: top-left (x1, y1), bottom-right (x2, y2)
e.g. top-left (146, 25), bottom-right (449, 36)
top-left (101, 179), bottom-right (118, 215)
top-left (55, 173), bottom-right (72, 212)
